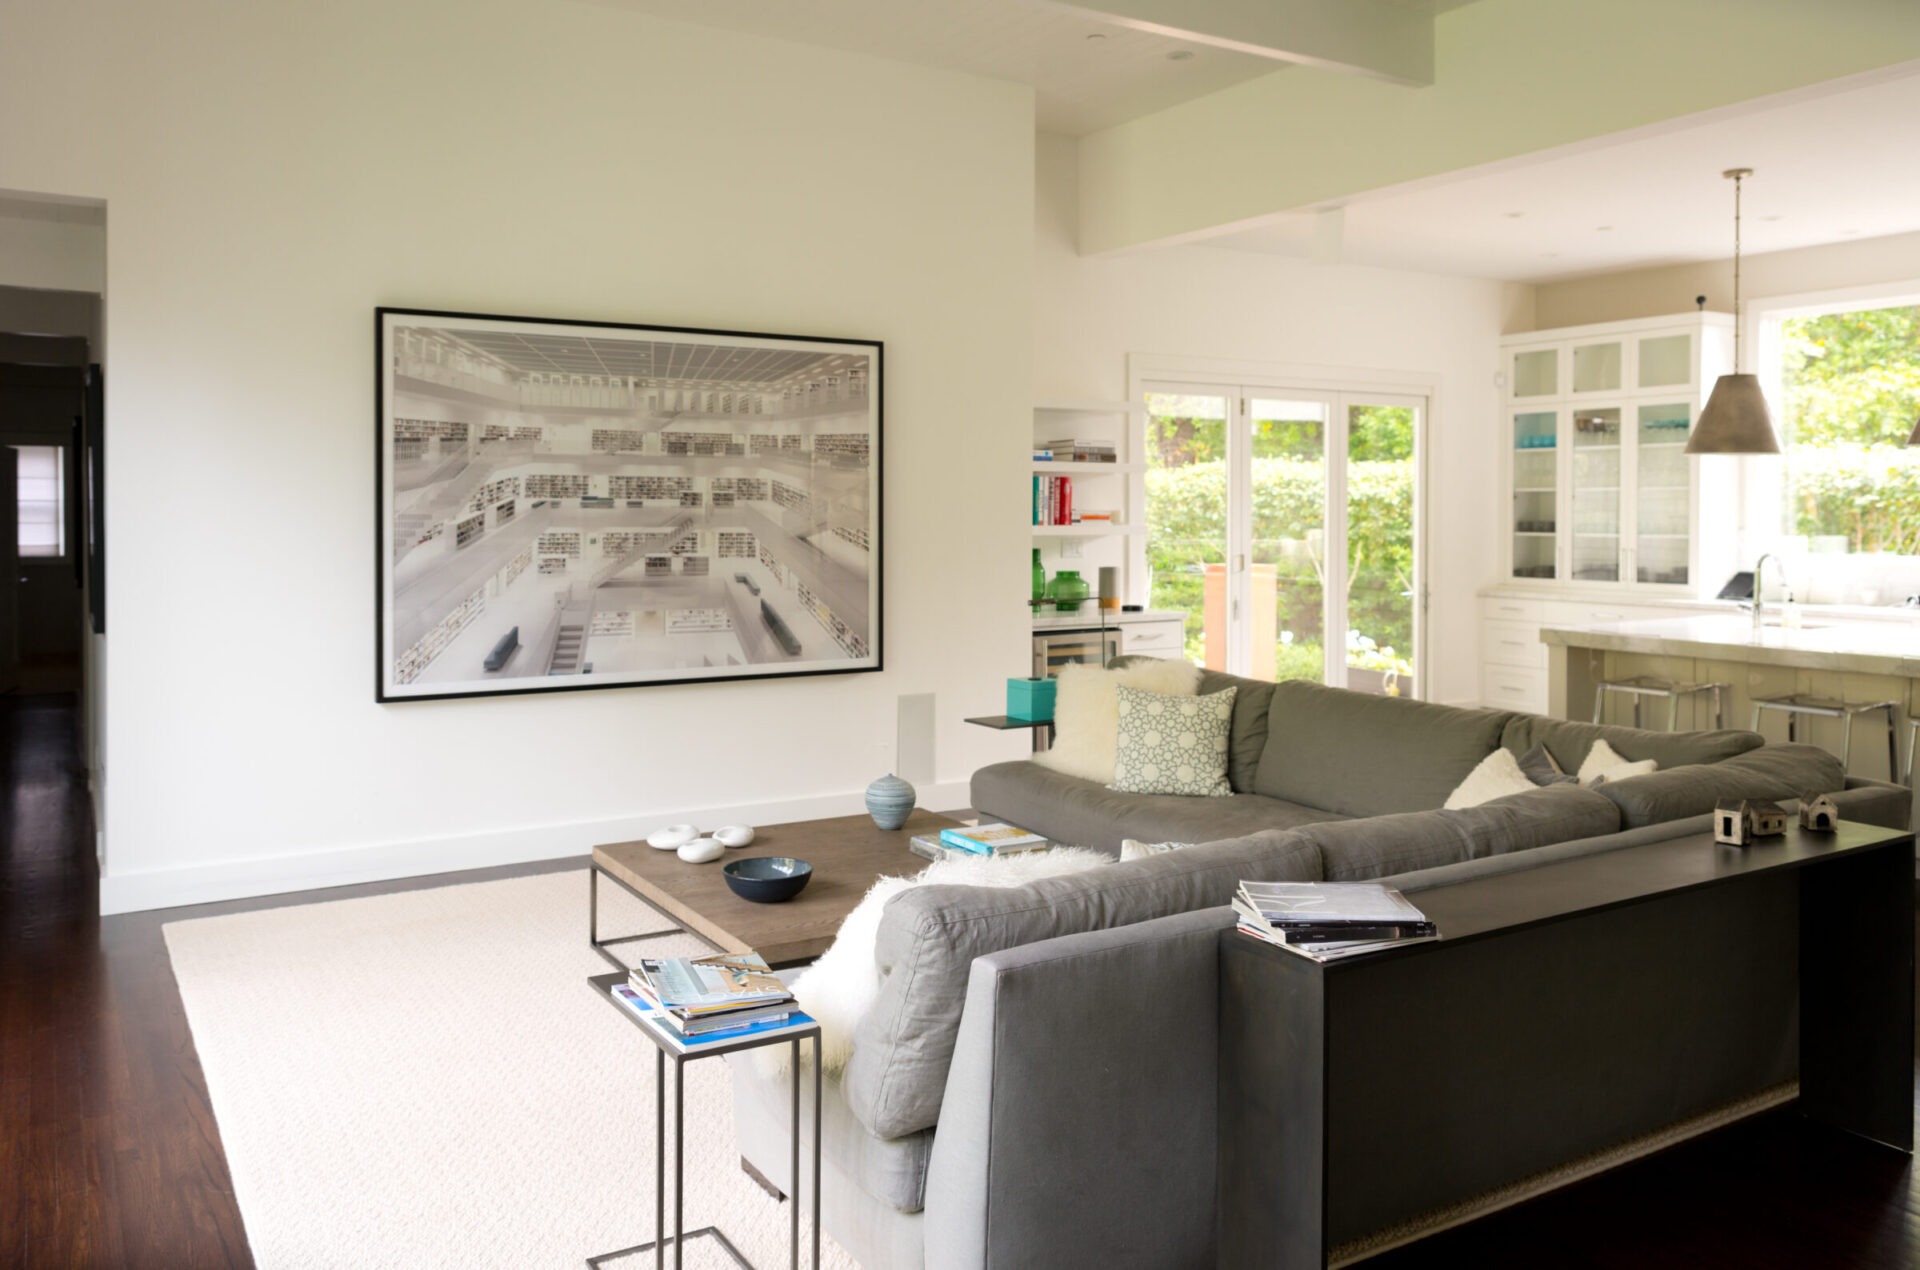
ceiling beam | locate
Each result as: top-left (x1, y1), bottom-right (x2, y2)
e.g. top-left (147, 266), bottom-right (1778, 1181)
top-left (1076, 0), bottom-right (1920, 255)
top-left (1049, 0), bottom-right (1434, 85)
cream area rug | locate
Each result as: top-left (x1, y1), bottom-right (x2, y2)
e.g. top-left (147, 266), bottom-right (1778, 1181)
top-left (164, 869), bottom-right (858, 1270)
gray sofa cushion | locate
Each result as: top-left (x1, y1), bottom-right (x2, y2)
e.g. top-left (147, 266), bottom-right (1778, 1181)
top-left (1252, 680), bottom-right (1513, 817)
top-left (1499, 715), bottom-right (1762, 775)
top-left (969, 759), bottom-right (1345, 853)
top-left (729, 1053), bottom-right (934, 1214)
top-left (1295, 783), bottom-right (1624, 880)
top-left (1198, 668), bottom-right (1276, 794)
top-left (1593, 743), bottom-right (1848, 828)
top-left (843, 832), bottom-right (1323, 1140)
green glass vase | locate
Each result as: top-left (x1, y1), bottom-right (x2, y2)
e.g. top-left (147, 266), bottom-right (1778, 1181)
top-left (1031, 549), bottom-right (1046, 604)
top-left (1047, 569), bottom-right (1090, 611)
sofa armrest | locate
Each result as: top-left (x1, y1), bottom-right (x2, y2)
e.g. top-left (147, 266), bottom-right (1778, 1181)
top-left (922, 907), bottom-right (1232, 1270)
top-left (1834, 777), bottom-right (1913, 831)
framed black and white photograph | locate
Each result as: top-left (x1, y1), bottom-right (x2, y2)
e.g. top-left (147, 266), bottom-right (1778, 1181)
top-left (376, 308), bottom-right (881, 702)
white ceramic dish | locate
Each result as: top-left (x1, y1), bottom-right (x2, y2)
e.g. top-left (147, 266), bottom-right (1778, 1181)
top-left (647, 823), bottom-right (698, 850)
top-left (677, 837), bottom-right (725, 864)
top-left (714, 824), bottom-right (756, 848)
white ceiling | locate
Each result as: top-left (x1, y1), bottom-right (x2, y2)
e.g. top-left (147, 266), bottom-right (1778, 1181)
top-left (1202, 68), bottom-right (1920, 283)
top-left (594, 0), bottom-right (1284, 134)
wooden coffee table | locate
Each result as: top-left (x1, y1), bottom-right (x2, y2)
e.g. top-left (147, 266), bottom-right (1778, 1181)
top-left (590, 809), bottom-right (963, 968)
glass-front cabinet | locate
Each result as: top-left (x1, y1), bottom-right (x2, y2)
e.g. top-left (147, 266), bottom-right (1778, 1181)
top-left (1501, 313), bottom-right (1733, 592)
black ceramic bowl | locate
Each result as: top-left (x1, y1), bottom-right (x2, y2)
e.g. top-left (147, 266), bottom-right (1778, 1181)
top-left (723, 856), bottom-right (813, 904)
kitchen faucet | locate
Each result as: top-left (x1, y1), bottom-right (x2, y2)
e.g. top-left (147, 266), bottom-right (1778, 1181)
top-left (1751, 553), bottom-right (1778, 633)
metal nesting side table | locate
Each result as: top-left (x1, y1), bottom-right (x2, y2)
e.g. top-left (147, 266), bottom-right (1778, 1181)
top-left (587, 972), bottom-right (822, 1270)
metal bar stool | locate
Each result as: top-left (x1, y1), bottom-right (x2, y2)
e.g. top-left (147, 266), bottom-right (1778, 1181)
top-left (1591, 676), bottom-right (1727, 731)
top-left (1906, 717), bottom-right (1919, 789)
top-left (1749, 694), bottom-right (1900, 780)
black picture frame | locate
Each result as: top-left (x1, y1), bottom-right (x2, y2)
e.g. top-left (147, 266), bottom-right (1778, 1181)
top-left (375, 307), bottom-right (883, 703)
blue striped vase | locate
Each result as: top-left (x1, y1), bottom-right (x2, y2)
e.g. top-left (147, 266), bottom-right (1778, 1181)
top-left (864, 773), bottom-right (916, 830)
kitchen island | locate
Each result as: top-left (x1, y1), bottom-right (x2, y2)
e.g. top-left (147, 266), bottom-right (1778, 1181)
top-left (1542, 614), bottom-right (1920, 783)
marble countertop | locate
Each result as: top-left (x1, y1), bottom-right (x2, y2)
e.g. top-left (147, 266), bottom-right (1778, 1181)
top-left (1031, 608), bottom-right (1184, 630)
top-left (1540, 614), bottom-right (1920, 677)
top-left (1480, 586), bottom-right (1920, 624)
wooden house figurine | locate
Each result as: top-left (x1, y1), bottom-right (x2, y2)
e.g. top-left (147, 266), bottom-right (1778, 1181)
top-left (1714, 798), bottom-right (1790, 847)
top-left (1798, 793), bottom-right (1841, 833)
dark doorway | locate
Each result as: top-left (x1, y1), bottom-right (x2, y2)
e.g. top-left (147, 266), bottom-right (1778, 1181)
top-left (1, 341), bottom-right (90, 695)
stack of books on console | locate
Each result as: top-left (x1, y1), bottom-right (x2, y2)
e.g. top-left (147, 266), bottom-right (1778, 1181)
top-left (910, 822), bottom-right (1054, 862)
top-left (1232, 881), bottom-right (1437, 962)
top-left (614, 951), bottom-right (805, 1042)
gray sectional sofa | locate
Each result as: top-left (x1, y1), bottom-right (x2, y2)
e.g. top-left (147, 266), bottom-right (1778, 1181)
top-left (729, 669), bottom-right (1912, 1269)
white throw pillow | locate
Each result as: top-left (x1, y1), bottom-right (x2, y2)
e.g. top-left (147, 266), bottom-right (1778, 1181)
top-left (1033, 658), bottom-right (1203, 785)
top-left (763, 846), bottom-right (1110, 1075)
top-left (1577, 738), bottom-right (1658, 787)
top-left (1120, 838), bottom-right (1194, 861)
top-left (1110, 685), bottom-right (1235, 796)
top-left (1443, 747), bottom-right (1538, 810)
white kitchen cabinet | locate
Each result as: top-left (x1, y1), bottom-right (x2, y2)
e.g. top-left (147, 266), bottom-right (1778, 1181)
top-left (1501, 313), bottom-right (1736, 593)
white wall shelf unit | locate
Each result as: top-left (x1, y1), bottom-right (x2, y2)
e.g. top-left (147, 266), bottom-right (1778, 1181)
top-left (1031, 398), bottom-right (1142, 602)
top-left (1032, 524), bottom-right (1139, 539)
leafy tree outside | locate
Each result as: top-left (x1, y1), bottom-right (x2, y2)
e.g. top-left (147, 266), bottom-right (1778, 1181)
top-left (1779, 305), bottom-right (1920, 554)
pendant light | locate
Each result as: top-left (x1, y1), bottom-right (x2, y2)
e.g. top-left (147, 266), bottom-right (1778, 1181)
top-left (1686, 168), bottom-right (1780, 455)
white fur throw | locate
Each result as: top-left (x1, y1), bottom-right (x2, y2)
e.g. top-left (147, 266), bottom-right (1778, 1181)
top-left (1033, 658), bottom-right (1202, 785)
top-left (758, 847), bottom-right (1110, 1077)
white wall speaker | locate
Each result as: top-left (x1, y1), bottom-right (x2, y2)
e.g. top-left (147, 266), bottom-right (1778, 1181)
top-left (896, 692), bottom-right (936, 787)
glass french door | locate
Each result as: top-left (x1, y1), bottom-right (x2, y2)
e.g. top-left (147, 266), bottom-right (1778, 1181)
top-left (1144, 385), bottom-right (1424, 698)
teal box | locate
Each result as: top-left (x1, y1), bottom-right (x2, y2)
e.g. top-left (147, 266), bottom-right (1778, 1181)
top-left (1006, 677), bottom-right (1056, 722)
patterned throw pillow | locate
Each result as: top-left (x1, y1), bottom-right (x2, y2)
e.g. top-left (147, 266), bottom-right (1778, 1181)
top-left (1109, 684), bottom-right (1236, 797)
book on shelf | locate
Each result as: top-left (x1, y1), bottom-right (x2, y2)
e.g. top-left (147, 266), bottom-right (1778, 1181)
top-left (632, 952), bottom-right (790, 1014)
top-left (911, 828), bottom-right (1054, 862)
top-left (611, 983), bottom-right (811, 1044)
top-left (1032, 474), bottom-right (1077, 526)
top-left (940, 823), bottom-right (1050, 855)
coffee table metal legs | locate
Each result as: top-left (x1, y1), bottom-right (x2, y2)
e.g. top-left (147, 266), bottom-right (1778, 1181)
top-left (589, 866), bottom-right (688, 973)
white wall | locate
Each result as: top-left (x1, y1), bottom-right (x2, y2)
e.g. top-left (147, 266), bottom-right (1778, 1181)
top-left (1035, 134), bottom-right (1524, 705)
top-left (0, 212), bottom-right (105, 295)
top-left (0, 0), bottom-right (1035, 912)
top-left (1533, 229), bottom-right (1920, 329)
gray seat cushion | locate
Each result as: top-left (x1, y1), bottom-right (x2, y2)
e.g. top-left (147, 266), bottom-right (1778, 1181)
top-left (1593, 743), bottom-right (1847, 828)
top-left (729, 1052), bottom-right (934, 1214)
top-left (1292, 783), bottom-right (1623, 880)
top-left (843, 832), bottom-right (1324, 1140)
top-left (1499, 714), bottom-right (1762, 775)
top-left (969, 759), bottom-right (1344, 853)
top-left (1252, 680), bottom-right (1514, 817)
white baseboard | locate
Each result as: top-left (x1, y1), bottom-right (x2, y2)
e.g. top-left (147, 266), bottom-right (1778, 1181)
top-left (100, 778), bottom-right (972, 915)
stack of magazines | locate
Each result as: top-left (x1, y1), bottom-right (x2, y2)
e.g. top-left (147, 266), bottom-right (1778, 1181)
top-left (910, 822), bottom-right (1053, 862)
top-left (617, 952), bottom-right (800, 1040)
top-left (1232, 881), bottom-right (1437, 962)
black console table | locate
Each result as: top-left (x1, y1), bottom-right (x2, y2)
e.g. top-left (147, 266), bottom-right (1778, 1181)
top-left (1218, 821), bottom-right (1915, 1269)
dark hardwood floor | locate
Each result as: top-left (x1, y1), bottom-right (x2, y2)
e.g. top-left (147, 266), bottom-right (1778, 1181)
top-left (2, 692), bottom-right (1916, 1267)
